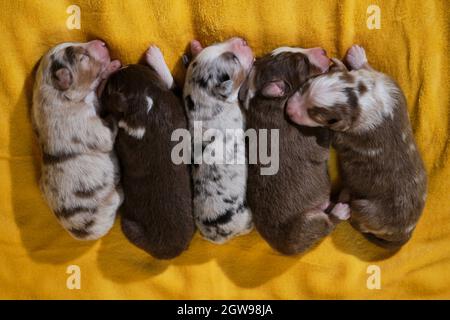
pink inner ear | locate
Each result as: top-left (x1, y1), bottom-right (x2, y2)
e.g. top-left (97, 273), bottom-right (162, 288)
top-left (261, 80), bottom-right (285, 97)
top-left (190, 40), bottom-right (203, 56)
top-left (54, 68), bottom-right (72, 90)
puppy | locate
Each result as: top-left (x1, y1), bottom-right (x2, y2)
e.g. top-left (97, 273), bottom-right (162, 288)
top-left (101, 46), bottom-right (195, 259)
top-left (286, 45), bottom-right (427, 249)
top-left (239, 47), bottom-right (351, 255)
top-left (32, 40), bottom-right (122, 240)
top-left (183, 38), bottom-right (254, 244)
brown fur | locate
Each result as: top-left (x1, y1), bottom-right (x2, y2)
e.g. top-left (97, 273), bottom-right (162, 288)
top-left (333, 93), bottom-right (427, 249)
top-left (241, 51), bottom-right (342, 255)
top-left (101, 64), bottom-right (195, 259)
top-left (289, 49), bottom-right (427, 249)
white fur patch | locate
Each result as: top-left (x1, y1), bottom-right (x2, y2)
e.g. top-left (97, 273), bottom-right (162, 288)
top-left (271, 47), bottom-right (307, 56)
top-left (405, 224), bottom-right (416, 233)
top-left (422, 192), bottom-right (427, 202)
top-left (84, 91), bottom-right (96, 104)
top-left (402, 132), bottom-right (408, 142)
top-left (146, 46), bottom-right (174, 89)
top-left (146, 96), bottom-right (153, 113)
top-left (413, 175), bottom-right (424, 184)
top-left (118, 120), bottom-right (145, 139)
top-left (356, 147), bottom-right (383, 157)
top-left (309, 75), bottom-right (348, 107)
top-left (408, 143), bottom-right (416, 152)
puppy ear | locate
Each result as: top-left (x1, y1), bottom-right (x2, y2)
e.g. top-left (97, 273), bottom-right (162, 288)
top-left (214, 80), bottom-right (234, 98)
top-left (330, 58), bottom-right (348, 72)
top-left (261, 80), bottom-right (286, 97)
top-left (190, 40), bottom-right (203, 56)
top-left (104, 92), bottom-right (128, 114)
top-left (52, 67), bottom-right (73, 91)
top-left (329, 116), bottom-right (351, 131)
top-left (308, 105), bottom-right (352, 131)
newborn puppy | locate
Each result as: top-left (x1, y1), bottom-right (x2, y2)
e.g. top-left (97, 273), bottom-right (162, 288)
top-left (101, 46), bottom-right (195, 259)
top-left (183, 38), bottom-right (254, 244)
top-left (240, 47), bottom-right (350, 255)
top-left (286, 45), bottom-right (427, 249)
top-left (32, 40), bottom-right (122, 240)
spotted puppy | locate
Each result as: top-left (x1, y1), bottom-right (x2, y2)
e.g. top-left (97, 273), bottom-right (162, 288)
top-left (32, 40), bottom-right (122, 240)
top-left (240, 47), bottom-right (350, 255)
top-left (101, 46), bottom-right (195, 259)
top-left (286, 45), bottom-right (427, 249)
top-left (183, 38), bottom-right (254, 244)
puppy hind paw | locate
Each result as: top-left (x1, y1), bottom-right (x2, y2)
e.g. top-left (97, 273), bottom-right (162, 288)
top-left (330, 202), bottom-right (351, 220)
top-left (345, 45), bottom-right (368, 70)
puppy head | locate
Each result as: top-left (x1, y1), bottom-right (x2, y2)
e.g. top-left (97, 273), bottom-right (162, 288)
top-left (184, 37), bottom-right (254, 103)
top-left (239, 46), bottom-right (330, 111)
top-left (286, 62), bottom-right (361, 131)
top-left (101, 65), bottom-right (158, 122)
top-left (40, 40), bottom-right (112, 99)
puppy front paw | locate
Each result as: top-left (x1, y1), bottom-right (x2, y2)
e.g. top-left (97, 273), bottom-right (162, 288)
top-left (345, 45), bottom-right (368, 70)
top-left (146, 45), bottom-right (164, 66)
top-left (330, 202), bottom-right (351, 221)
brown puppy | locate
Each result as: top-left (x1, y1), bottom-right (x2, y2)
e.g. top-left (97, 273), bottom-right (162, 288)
top-left (240, 47), bottom-right (350, 255)
top-left (101, 46), bottom-right (195, 259)
top-left (286, 45), bottom-right (427, 249)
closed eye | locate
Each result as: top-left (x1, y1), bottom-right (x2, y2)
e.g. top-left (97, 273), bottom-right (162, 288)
top-left (218, 73), bottom-right (230, 83)
top-left (327, 118), bottom-right (338, 124)
top-left (79, 51), bottom-right (90, 62)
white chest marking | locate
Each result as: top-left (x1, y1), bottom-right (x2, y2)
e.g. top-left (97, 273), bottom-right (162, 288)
top-left (118, 120), bottom-right (146, 139)
top-left (146, 96), bottom-right (153, 114)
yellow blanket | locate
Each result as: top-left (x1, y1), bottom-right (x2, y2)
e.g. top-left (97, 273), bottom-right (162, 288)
top-left (0, 0), bottom-right (449, 299)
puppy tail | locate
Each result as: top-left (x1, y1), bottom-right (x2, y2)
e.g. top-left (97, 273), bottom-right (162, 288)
top-left (121, 217), bottom-right (192, 260)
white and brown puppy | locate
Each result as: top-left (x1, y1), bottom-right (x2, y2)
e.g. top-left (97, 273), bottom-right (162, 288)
top-left (32, 40), bottom-right (122, 240)
top-left (240, 47), bottom-right (350, 255)
top-left (101, 46), bottom-right (195, 259)
top-left (183, 38), bottom-right (254, 244)
top-left (286, 45), bottom-right (427, 249)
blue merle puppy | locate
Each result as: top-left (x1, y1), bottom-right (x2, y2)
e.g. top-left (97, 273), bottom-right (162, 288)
top-left (183, 38), bottom-right (254, 244)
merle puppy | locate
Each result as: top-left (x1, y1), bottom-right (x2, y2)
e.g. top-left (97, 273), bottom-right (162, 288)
top-left (183, 38), bottom-right (254, 244)
top-left (101, 45), bottom-right (195, 259)
top-left (240, 47), bottom-right (350, 255)
top-left (286, 45), bottom-right (427, 249)
top-left (32, 40), bottom-right (122, 240)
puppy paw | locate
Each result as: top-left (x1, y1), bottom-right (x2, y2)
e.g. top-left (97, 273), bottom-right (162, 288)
top-left (145, 45), bottom-right (164, 66)
top-left (345, 45), bottom-right (368, 70)
top-left (145, 45), bottom-right (174, 89)
top-left (330, 202), bottom-right (350, 220)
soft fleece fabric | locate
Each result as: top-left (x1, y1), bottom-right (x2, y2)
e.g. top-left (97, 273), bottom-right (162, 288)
top-left (0, 0), bottom-right (449, 299)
